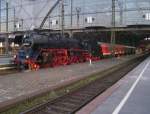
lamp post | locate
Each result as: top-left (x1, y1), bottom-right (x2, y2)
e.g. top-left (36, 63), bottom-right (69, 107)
top-left (71, 0), bottom-right (73, 28)
top-left (13, 8), bottom-right (16, 31)
top-left (76, 7), bottom-right (81, 29)
top-left (111, 0), bottom-right (116, 56)
top-left (70, 0), bottom-right (73, 38)
top-left (0, 0), bottom-right (1, 32)
top-left (21, 19), bottom-right (24, 30)
top-left (61, 0), bottom-right (64, 38)
top-left (5, 1), bottom-right (9, 54)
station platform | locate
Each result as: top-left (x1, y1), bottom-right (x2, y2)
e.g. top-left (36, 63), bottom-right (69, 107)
top-left (0, 56), bottom-right (12, 65)
top-left (0, 55), bottom-right (137, 106)
top-left (77, 56), bottom-right (150, 114)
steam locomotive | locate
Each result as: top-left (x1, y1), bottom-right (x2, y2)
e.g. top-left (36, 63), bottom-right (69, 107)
top-left (14, 32), bottom-right (135, 70)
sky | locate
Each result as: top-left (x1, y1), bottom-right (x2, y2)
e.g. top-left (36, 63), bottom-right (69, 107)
top-left (0, 0), bottom-right (150, 32)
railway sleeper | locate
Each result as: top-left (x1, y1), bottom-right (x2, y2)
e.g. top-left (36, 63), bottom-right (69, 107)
top-left (47, 105), bottom-right (73, 113)
top-left (72, 92), bottom-right (94, 99)
top-left (62, 98), bottom-right (83, 105)
top-left (81, 87), bottom-right (107, 95)
top-left (58, 102), bottom-right (79, 108)
top-left (50, 103), bottom-right (77, 110)
top-left (43, 107), bottom-right (69, 114)
top-left (67, 96), bottom-right (87, 102)
top-left (77, 91), bottom-right (98, 97)
top-left (69, 94), bottom-right (91, 101)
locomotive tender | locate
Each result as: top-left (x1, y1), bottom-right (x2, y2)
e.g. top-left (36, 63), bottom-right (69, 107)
top-left (14, 32), bottom-right (135, 70)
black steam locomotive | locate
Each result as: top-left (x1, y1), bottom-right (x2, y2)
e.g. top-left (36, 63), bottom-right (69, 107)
top-left (14, 32), bottom-right (101, 70)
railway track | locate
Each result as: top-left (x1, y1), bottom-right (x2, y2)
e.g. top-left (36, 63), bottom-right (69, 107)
top-left (20, 55), bottom-right (147, 114)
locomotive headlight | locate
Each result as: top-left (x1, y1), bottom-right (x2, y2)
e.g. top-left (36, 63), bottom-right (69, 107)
top-left (26, 55), bottom-right (29, 59)
top-left (13, 55), bottom-right (17, 58)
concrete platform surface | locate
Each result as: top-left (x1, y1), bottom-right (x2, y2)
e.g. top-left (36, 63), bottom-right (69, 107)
top-left (0, 57), bottom-right (12, 65)
top-left (77, 56), bottom-right (150, 114)
top-left (0, 55), bottom-right (136, 104)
